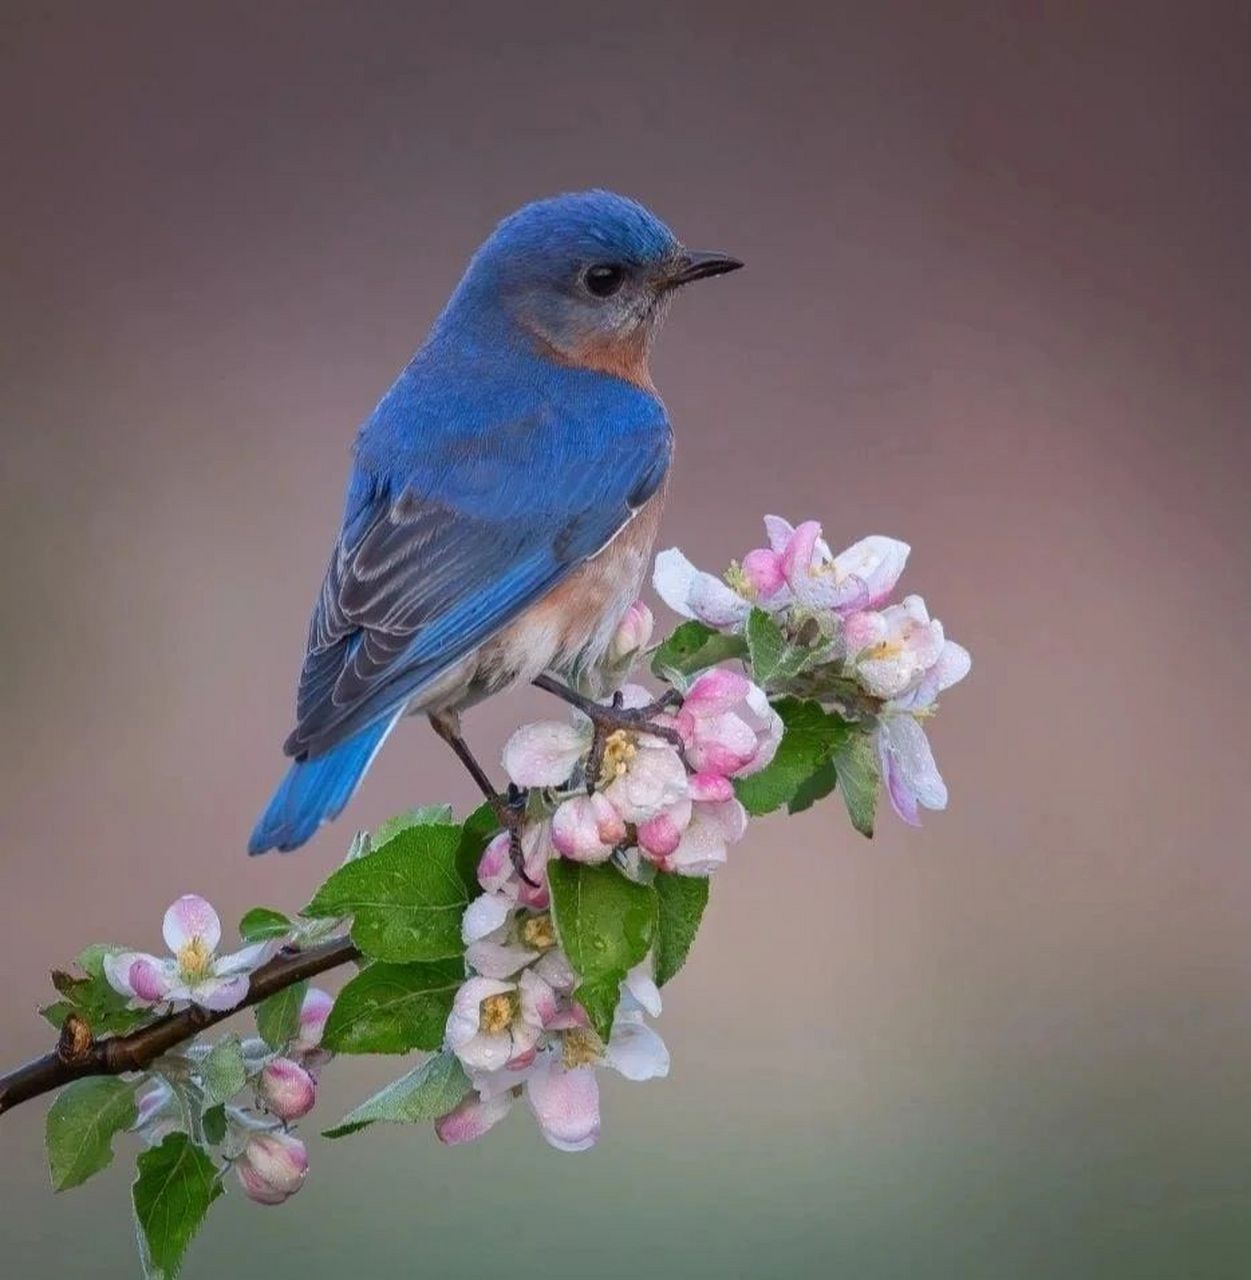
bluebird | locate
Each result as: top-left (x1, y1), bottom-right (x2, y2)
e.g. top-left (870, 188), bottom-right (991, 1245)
top-left (249, 190), bottom-right (741, 855)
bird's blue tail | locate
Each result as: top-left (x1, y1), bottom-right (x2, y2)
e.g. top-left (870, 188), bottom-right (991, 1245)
top-left (248, 714), bottom-right (399, 855)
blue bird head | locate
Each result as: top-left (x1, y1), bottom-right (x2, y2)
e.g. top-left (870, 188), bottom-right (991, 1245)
top-left (441, 190), bottom-right (742, 384)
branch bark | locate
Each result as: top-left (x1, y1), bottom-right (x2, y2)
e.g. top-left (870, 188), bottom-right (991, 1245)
top-left (0, 935), bottom-right (360, 1117)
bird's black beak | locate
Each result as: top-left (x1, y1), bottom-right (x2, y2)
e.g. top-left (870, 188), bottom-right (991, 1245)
top-left (666, 250), bottom-right (744, 287)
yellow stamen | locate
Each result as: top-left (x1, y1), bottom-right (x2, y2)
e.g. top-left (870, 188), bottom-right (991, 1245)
top-left (561, 1026), bottom-right (604, 1069)
top-left (521, 914), bottom-right (557, 951)
top-left (598, 730), bottom-right (637, 787)
top-left (479, 992), bottom-right (517, 1036)
top-left (176, 937), bottom-right (213, 982)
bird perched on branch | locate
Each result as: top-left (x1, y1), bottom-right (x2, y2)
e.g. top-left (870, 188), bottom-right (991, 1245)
top-left (249, 190), bottom-right (741, 855)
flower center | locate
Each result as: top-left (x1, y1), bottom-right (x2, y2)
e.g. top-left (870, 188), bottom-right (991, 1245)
top-left (479, 992), bottom-right (518, 1036)
top-left (176, 937), bottom-right (213, 982)
top-left (723, 560), bottom-right (754, 598)
top-left (561, 1026), bottom-right (604, 1069)
top-left (599, 730), bottom-right (638, 786)
top-left (520, 914), bottom-right (557, 951)
top-left (862, 639), bottom-right (903, 662)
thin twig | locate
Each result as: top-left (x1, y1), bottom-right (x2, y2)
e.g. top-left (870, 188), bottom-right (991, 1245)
top-left (0, 936), bottom-right (360, 1117)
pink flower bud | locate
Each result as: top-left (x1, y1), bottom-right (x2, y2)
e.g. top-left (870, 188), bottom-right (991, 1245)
top-left (258, 1057), bottom-right (317, 1121)
top-left (608, 600), bottom-right (654, 662)
top-left (236, 1131), bottom-right (308, 1205)
top-left (290, 987), bottom-right (333, 1054)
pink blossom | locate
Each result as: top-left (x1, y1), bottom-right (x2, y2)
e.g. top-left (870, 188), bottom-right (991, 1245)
top-left (103, 895), bottom-right (270, 1012)
top-left (674, 668), bottom-right (781, 778)
top-left (876, 636), bottom-right (971, 825)
top-left (445, 973), bottom-right (551, 1072)
top-left (258, 1058), bottom-right (317, 1121)
top-left (236, 1131), bottom-right (308, 1205)
top-left (744, 518), bottom-right (910, 614)
top-left (552, 792), bottom-right (627, 864)
top-left (645, 793), bottom-right (748, 876)
top-left (597, 692), bottom-right (690, 824)
top-left (652, 547), bottom-right (752, 628)
top-left (846, 595), bottom-right (946, 699)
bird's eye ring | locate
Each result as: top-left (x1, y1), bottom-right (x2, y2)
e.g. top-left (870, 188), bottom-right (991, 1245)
top-left (583, 263), bottom-right (626, 298)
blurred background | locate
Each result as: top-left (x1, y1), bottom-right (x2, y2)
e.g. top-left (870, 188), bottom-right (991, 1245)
top-left (3, 2), bottom-right (1250, 1276)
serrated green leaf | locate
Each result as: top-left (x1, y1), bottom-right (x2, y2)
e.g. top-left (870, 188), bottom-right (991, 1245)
top-left (746, 608), bottom-right (811, 685)
top-left (199, 1038), bottom-right (247, 1108)
top-left (831, 731), bottom-right (879, 836)
top-left (374, 804), bottom-right (455, 844)
top-left (734, 697), bottom-right (852, 816)
top-left (237, 908), bottom-right (292, 942)
top-left (76, 943), bottom-right (124, 979)
top-left (548, 862), bottom-right (657, 1040)
top-left (323, 1051), bottom-right (470, 1138)
top-left (303, 822), bottom-right (473, 962)
top-left (650, 620), bottom-right (748, 681)
top-left (321, 960), bottom-right (462, 1055)
top-left (200, 1104), bottom-right (227, 1146)
top-left (255, 981), bottom-right (307, 1051)
top-left (46, 1077), bottom-right (137, 1191)
top-left (132, 1133), bottom-right (222, 1280)
top-left (653, 874), bottom-right (710, 986)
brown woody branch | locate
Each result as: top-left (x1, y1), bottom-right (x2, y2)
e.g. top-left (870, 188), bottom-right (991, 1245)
top-left (0, 936), bottom-right (360, 1117)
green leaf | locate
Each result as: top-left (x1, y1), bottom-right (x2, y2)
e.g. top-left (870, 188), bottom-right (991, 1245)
top-left (237, 907), bottom-right (292, 942)
top-left (321, 960), bottom-right (462, 1055)
top-left (374, 804), bottom-right (455, 844)
top-left (548, 861), bottom-right (657, 1039)
top-left (255, 981), bottom-right (307, 1051)
top-left (831, 731), bottom-right (879, 836)
top-left (76, 943), bottom-right (124, 979)
top-left (199, 1038), bottom-right (247, 1108)
top-left (200, 1104), bottom-right (227, 1146)
top-left (42, 960), bottom-right (153, 1038)
top-left (303, 822), bottom-right (474, 962)
top-left (650, 620), bottom-right (748, 682)
top-left (786, 757), bottom-right (840, 815)
top-left (132, 1133), bottom-right (222, 1280)
top-left (746, 608), bottom-right (811, 685)
top-left (323, 1051), bottom-right (470, 1138)
top-left (46, 1077), bottom-right (137, 1191)
top-left (653, 874), bottom-right (711, 986)
top-left (734, 697), bottom-right (852, 816)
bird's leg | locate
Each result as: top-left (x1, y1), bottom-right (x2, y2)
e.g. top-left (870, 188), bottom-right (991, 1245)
top-left (531, 675), bottom-right (690, 785)
top-left (427, 710), bottom-right (534, 885)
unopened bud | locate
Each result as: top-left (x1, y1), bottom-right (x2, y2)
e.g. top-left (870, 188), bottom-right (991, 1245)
top-left (608, 600), bottom-right (654, 663)
top-left (258, 1057), bottom-right (317, 1121)
top-left (290, 987), bottom-right (334, 1055)
top-left (236, 1131), bottom-right (308, 1205)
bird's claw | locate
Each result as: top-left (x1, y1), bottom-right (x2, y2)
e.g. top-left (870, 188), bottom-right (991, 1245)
top-left (493, 785), bottom-right (539, 888)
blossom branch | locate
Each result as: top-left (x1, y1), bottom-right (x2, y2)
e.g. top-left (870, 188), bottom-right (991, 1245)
top-left (0, 936), bottom-right (359, 1117)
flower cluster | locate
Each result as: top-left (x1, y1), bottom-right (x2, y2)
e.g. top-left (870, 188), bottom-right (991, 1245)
top-left (655, 516), bottom-right (970, 824)
top-left (432, 650), bottom-right (782, 1150)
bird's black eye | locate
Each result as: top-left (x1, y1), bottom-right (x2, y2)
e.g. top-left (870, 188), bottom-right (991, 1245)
top-left (583, 263), bottom-right (626, 298)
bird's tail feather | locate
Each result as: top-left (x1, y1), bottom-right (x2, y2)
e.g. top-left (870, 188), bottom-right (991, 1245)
top-left (248, 713), bottom-right (399, 855)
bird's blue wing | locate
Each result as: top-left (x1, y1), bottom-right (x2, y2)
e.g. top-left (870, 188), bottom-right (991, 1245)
top-left (284, 407), bottom-right (670, 761)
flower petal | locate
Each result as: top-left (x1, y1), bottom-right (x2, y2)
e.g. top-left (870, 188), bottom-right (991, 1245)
top-left (622, 962), bottom-right (662, 1018)
top-left (502, 722), bottom-right (589, 788)
top-left (462, 891), bottom-right (513, 944)
top-left (162, 894), bottom-right (221, 954)
top-left (214, 940), bottom-right (273, 976)
top-left (467, 936), bottom-right (538, 978)
top-left (652, 548), bottom-right (751, 628)
top-left (190, 973), bottom-right (251, 1012)
top-left (525, 1057), bottom-right (601, 1152)
top-left (606, 1014), bottom-right (670, 1081)
top-left (435, 1089), bottom-right (514, 1145)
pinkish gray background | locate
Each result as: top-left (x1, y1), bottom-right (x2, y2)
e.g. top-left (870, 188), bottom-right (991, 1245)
top-left (3, 3), bottom-right (1250, 1277)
